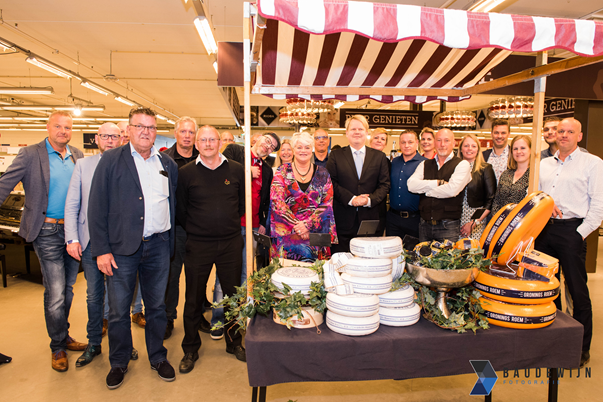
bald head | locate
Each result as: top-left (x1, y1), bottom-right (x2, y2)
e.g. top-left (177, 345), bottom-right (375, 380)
top-left (97, 122), bottom-right (121, 153)
top-left (117, 121), bottom-right (129, 145)
top-left (557, 118), bottom-right (583, 156)
top-left (435, 128), bottom-right (455, 157)
top-left (221, 131), bottom-right (235, 145)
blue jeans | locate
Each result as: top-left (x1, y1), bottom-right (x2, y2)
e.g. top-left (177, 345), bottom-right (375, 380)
top-left (419, 218), bottom-right (461, 243)
top-left (104, 275), bottom-right (144, 319)
top-left (211, 226), bottom-right (254, 326)
top-left (32, 222), bottom-right (81, 353)
top-left (165, 225), bottom-right (186, 321)
top-left (81, 244), bottom-right (105, 346)
top-left (106, 232), bottom-right (170, 368)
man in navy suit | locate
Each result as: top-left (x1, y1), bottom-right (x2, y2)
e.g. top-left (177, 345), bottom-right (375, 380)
top-left (89, 107), bottom-right (178, 389)
top-left (327, 115), bottom-right (390, 253)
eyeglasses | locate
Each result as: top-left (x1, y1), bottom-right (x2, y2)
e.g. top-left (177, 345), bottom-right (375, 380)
top-left (198, 137), bottom-right (218, 143)
top-left (131, 124), bottom-right (157, 133)
top-left (263, 136), bottom-right (277, 152)
top-left (98, 134), bottom-right (121, 140)
top-left (314, 136), bottom-right (328, 141)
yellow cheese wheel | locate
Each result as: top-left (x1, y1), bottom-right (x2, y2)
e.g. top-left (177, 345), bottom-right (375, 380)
top-left (480, 297), bottom-right (556, 329)
top-left (480, 203), bottom-right (516, 257)
top-left (473, 270), bottom-right (559, 304)
top-left (455, 238), bottom-right (480, 250)
top-left (480, 192), bottom-right (554, 265)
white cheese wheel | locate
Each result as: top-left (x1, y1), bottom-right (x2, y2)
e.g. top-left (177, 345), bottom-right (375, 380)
top-left (378, 284), bottom-right (415, 308)
top-left (340, 272), bottom-right (393, 295)
top-left (342, 257), bottom-right (393, 278)
top-left (272, 306), bottom-right (324, 329)
top-left (271, 267), bottom-right (320, 295)
top-left (350, 236), bottom-right (403, 258)
top-left (379, 303), bottom-right (421, 327)
top-left (391, 254), bottom-right (406, 281)
top-left (326, 293), bottom-right (380, 317)
top-left (326, 310), bottom-right (380, 336)
top-left (281, 259), bottom-right (314, 268)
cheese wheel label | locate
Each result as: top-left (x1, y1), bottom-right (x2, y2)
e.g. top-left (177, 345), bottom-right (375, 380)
top-left (482, 204), bottom-right (515, 255)
top-left (484, 310), bottom-right (556, 325)
top-left (491, 193), bottom-right (548, 257)
top-left (473, 281), bottom-right (560, 300)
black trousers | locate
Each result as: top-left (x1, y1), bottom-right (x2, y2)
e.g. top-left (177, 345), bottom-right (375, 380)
top-left (182, 234), bottom-right (244, 353)
top-left (331, 215), bottom-right (359, 254)
top-left (535, 219), bottom-right (592, 352)
top-left (385, 210), bottom-right (420, 241)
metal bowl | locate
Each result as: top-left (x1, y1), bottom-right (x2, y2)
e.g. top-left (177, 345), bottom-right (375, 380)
top-left (406, 262), bottom-right (479, 290)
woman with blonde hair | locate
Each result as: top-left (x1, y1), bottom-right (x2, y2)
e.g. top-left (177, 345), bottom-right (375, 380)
top-left (273, 138), bottom-right (293, 171)
top-left (369, 127), bottom-right (388, 153)
top-left (457, 133), bottom-right (496, 239)
top-left (420, 127), bottom-right (436, 159)
top-left (491, 135), bottom-right (532, 214)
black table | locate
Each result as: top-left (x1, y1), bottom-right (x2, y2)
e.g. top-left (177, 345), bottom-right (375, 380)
top-left (246, 312), bottom-right (583, 402)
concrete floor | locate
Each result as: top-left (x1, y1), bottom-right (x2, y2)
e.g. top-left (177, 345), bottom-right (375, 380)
top-left (1, 242), bottom-right (602, 402)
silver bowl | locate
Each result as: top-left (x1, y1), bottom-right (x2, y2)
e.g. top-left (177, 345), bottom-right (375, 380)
top-left (406, 262), bottom-right (480, 319)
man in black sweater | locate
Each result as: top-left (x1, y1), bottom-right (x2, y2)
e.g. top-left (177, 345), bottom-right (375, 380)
top-left (176, 125), bottom-right (246, 373)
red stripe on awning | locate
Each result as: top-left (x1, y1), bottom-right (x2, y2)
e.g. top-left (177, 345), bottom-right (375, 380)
top-left (288, 29), bottom-right (310, 86)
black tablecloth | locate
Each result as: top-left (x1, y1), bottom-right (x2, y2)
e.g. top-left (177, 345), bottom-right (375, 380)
top-left (246, 312), bottom-right (583, 387)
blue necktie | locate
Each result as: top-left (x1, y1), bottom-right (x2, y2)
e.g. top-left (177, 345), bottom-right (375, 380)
top-left (354, 150), bottom-right (363, 179)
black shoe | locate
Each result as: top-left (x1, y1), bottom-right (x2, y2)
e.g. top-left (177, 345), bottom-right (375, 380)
top-left (580, 351), bottom-right (590, 368)
top-left (164, 320), bottom-right (174, 340)
top-left (179, 352), bottom-right (199, 374)
top-left (131, 347), bottom-right (139, 361)
top-left (210, 328), bottom-right (224, 340)
top-left (198, 316), bottom-right (211, 334)
top-left (226, 345), bottom-right (247, 362)
top-left (151, 360), bottom-right (176, 382)
top-left (76, 344), bottom-right (102, 367)
top-left (0, 353), bottom-right (11, 364)
top-left (106, 367), bottom-right (128, 390)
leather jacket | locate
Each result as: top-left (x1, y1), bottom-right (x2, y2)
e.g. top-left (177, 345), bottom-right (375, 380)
top-left (466, 162), bottom-right (496, 210)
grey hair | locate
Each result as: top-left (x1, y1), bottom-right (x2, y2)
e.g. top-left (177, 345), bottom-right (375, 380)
top-left (174, 116), bottom-right (198, 133)
top-left (291, 131), bottom-right (314, 149)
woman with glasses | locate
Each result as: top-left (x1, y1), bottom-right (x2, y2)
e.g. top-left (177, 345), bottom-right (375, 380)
top-left (269, 132), bottom-right (337, 261)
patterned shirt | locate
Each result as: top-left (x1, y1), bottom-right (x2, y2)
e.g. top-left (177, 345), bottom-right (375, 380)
top-left (486, 145), bottom-right (509, 183)
top-left (491, 168), bottom-right (529, 215)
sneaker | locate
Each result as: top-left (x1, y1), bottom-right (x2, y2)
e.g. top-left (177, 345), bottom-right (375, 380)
top-left (76, 344), bottom-right (102, 367)
top-left (151, 360), bottom-right (176, 382)
top-left (198, 315), bottom-right (211, 334)
top-left (106, 367), bottom-right (128, 390)
top-left (226, 345), bottom-right (247, 362)
top-left (210, 328), bottom-right (224, 340)
top-left (131, 312), bottom-right (146, 328)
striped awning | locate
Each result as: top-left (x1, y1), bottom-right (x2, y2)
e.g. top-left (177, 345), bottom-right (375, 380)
top-left (253, 0), bottom-right (603, 104)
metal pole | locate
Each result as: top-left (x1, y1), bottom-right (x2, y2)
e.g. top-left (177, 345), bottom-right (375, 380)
top-left (528, 51), bottom-right (547, 193)
top-left (243, 2), bottom-right (253, 298)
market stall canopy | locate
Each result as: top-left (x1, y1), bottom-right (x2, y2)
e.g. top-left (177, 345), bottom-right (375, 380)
top-left (253, 0), bottom-right (603, 104)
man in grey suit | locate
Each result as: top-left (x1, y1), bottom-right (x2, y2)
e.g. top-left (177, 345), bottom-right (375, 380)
top-left (65, 123), bottom-right (121, 367)
top-left (0, 111), bottom-right (86, 372)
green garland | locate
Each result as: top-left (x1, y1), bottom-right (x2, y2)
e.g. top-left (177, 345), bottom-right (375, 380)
top-left (212, 258), bottom-right (327, 332)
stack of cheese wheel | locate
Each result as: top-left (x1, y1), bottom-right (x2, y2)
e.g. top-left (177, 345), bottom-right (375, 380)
top-left (270, 267), bottom-right (324, 329)
top-left (378, 284), bottom-right (421, 327)
top-left (474, 268), bottom-right (559, 329)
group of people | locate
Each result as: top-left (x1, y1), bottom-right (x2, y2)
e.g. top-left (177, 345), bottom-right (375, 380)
top-left (0, 108), bottom-right (600, 387)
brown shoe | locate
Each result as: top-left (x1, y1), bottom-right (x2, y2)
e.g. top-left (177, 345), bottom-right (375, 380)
top-left (66, 336), bottom-right (88, 351)
top-left (102, 319), bottom-right (108, 337)
top-left (131, 312), bottom-right (146, 328)
top-left (52, 351), bottom-right (68, 372)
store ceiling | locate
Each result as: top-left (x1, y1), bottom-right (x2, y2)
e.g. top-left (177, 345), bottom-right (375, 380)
top-left (0, 0), bottom-right (601, 130)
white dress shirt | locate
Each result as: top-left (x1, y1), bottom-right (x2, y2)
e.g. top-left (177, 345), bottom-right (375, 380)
top-left (130, 143), bottom-right (171, 237)
top-left (407, 152), bottom-right (472, 198)
top-left (539, 147), bottom-right (603, 239)
top-left (348, 145), bottom-right (371, 208)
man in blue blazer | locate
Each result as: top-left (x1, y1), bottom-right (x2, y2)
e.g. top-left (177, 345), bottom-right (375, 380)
top-left (0, 111), bottom-right (86, 372)
top-left (88, 107), bottom-right (178, 389)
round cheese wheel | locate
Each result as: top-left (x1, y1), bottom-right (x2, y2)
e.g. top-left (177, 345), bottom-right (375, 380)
top-left (473, 270), bottom-right (560, 304)
top-left (343, 257), bottom-right (393, 278)
top-left (480, 297), bottom-right (556, 329)
top-left (379, 303), bottom-right (421, 327)
top-left (350, 236), bottom-right (402, 258)
top-left (326, 293), bottom-right (380, 317)
top-left (481, 192), bottom-right (554, 265)
top-left (455, 238), bottom-right (480, 250)
top-left (378, 284), bottom-right (415, 308)
top-left (326, 310), bottom-right (380, 336)
top-left (271, 267), bottom-right (320, 295)
top-left (273, 306), bottom-right (324, 329)
top-left (391, 254), bottom-right (406, 281)
top-left (340, 272), bottom-right (392, 295)
top-left (480, 203), bottom-right (516, 256)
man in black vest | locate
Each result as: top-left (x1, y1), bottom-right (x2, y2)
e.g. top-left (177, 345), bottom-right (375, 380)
top-left (408, 129), bottom-right (471, 242)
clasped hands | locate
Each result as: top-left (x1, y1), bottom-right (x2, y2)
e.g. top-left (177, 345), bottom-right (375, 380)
top-left (293, 221), bottom-right (310, 240)
top-left (351, 194), bottom-right (370, 207)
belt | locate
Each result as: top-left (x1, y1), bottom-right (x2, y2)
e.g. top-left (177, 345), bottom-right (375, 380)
top-left (423, 218), bottom-right (457, 226)
top-left (547, 218), bottom-right (583, 225)
top-left (142, 231), bottom-right (169, 242)
top-left (44, 217), bottom-right (64, 224)
top-left (389, 208), bottom-right (418, 219)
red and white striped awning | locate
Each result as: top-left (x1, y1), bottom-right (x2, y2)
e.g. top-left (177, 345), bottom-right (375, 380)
top-left (253, 0), bottom-right (603, 104)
